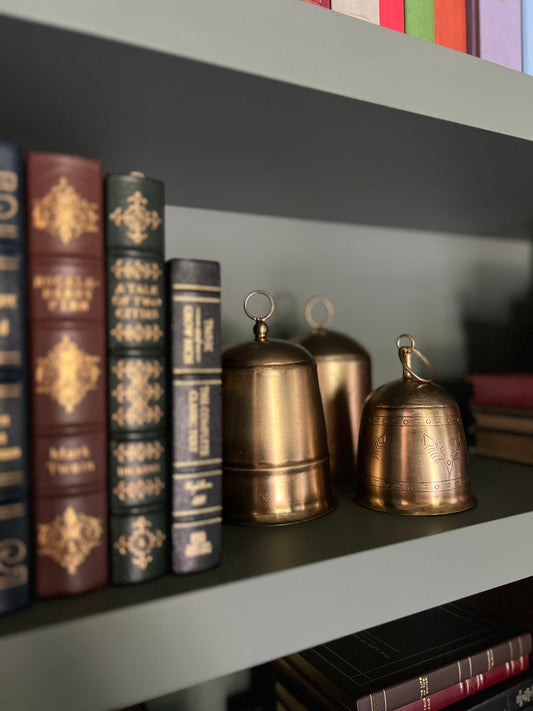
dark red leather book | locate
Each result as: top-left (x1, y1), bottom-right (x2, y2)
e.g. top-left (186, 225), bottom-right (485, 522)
top-left (467, 373), bottom-right (533, 410)
top-left (105, 172), bottom-right (168, 584)
top-left (26, 152), bottom-right (108, 598)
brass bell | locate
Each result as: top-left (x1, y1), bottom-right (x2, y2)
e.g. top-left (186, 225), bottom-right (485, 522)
top-left (222, 291), bottom-right (336, 525)
top-left (293, 296), bottom-right (371, 480)
top-left (355, 334), bottom-right (476, 515)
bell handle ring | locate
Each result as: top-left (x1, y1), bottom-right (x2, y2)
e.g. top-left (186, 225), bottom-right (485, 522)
top-left (396, 334), bottom-right (434, 383)
top-left (304, 295), bottom-right (335, 330)
top-left (244, 290), bottom-right (275, 342)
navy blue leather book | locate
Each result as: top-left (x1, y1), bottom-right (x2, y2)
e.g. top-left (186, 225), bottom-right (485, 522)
top-left (0, 139), bottom-right (30, 614)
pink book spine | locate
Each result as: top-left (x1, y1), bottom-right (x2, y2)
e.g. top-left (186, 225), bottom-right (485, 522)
top-left (301, 0), bottom-right (331, 7)
top-left (394, 656), bottom-right (530, 711)
top-left (379, 0), bottom-right (404, 31)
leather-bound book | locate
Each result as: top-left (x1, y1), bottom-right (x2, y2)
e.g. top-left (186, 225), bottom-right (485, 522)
top-left (167, 258), bottom-right (222, 574)
top-left (105, 172), bottom-right (167, 584)
top-left (0, 139), bottom-right (30, 613)
top-left (26, 152), bottom-right (108, 598)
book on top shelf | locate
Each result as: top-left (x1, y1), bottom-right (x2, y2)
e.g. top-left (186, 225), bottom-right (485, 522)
top-left (523, 0), bottom-right (533, 75)
top-left (467, 373), bottom-right (533, 410)
top-left (434, 0), bottom-right (466, 52)
top-left (166, 258), bottom-right (222, 574)
top-left (0, 139), bottom-right (30, 614)
top-left (271, 601), bottom-right (532, 711)
top-left (302, 0), bottom-right (331, 7)
top-left (404, 0), bottom-right (434, 42)
top-left (105, 171), bottom-right (168, 585)
top-left (465, 0), bottom-right (522, 71)
top-left (379, 0), bottom-right (404, 31)
top-left (331, 0), bottom-right (379, 23)
top-left (26, 151), bottom-right (108, 598)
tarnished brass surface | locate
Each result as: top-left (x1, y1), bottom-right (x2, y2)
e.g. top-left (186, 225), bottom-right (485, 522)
top-left (293, 297), bottom-right (371, 479)
top-left (222, 291), bottom-right (336, 525)
top-left (355, 334), bottom-right (476, 516)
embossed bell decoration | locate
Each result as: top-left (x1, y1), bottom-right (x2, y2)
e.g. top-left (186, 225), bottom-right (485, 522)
top-left (355, 334), bottom-right (476, 515)
top-left (222, 291), bottom-right (336, 525)
top-left (293, 296), bottom-right (371, 480)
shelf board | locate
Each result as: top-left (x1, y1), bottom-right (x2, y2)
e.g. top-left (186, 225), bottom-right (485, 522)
top-left (1, 7), bottom-right (533, 237)
top-left (1, 456), bottom-right (533, 711)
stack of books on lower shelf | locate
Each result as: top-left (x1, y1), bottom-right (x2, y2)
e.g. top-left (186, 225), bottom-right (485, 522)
top-left (271, 601), bottom-right (533, 711)
top-left (467, 374), bottom-right (533, 465)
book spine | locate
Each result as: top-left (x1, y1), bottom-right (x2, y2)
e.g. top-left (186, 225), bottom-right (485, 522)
top-left (404, 0), bottom-right (435, 42)
top-left (466, 670), bottom-right (533, 711)
top-left (358, 633), bottom-right (533, 711)
top-left (466, 0), bottom-right (481, 56)
top-left (105, 172), bottom-right (168, 584)
top-left (379, 0), bottom-right (404, 31)
top-left (477, 0), bottom-right (522, 71)
top-left (0, 140), bottom-right (30, 613)
top-left (331, 0), bottom-right (380, 23)
top-left (523, 0), bottom-right (533, 76)
top-left (394, 656), bottom-right (530, 711)
top-left (26, 151), bottom-right (108, 598)
top-left (167, 258), bottom-right (222, 574)
top-left (301, 0), bottom-right (331, 7)
top-left (434, 0), bottom-right (466, 52)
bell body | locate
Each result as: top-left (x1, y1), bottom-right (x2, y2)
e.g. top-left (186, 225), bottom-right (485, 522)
top-left (294, 328), bottom-right (371, 479)
top-left (356, 378), bottom-right (476, 515)
top-left (223, 338), bottom-right (336, 525)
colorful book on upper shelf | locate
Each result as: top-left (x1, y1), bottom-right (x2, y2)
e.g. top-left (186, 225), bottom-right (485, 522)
top-left (331, 0), bottom-right (379, 23)
top-left (105, 171), bottom-right (168, 585)
top-left (271, 601), bottom-right (532, 711)
top-left (26, 151), bottom-right (108, 599)
top-left (523, 0), bottom-right (533, 75)
top-left (0, 139), bottom-right (31, 614)
top-left (404, 0), bottom-right (434, 42)
top-left (302, 0), bottom-right (331, 7)
top-left (467, 373), bottom-right (533, 410)
top-left (434, 0), bottom-right (466, 52)
top-left (379, 0), bottom-right (404, 31)
top-left (451, 667), bottom-right (533, 711)
top-left (465, 0), bottom-right (522, 71)
top-left (167, 258), bottom-right (222, 574)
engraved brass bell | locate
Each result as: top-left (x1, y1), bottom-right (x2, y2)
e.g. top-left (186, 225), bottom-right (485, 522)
top-left (222, 291), bottom-right (336, 525)
top-left (293, 296), bottom-right (371, 480)
top-left (355, 334), bottom-right (476, 515)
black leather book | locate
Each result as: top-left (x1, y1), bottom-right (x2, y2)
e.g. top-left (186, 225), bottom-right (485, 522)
top-left (0, 139), bottom-right (30, 613)
top-left (166, 258), bottom-right (222, 574)
top-left (106, 172), bottom-right (168, 584)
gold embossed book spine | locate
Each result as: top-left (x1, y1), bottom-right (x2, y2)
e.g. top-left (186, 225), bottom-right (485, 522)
top-left (26, 152), bottom-right (108, 598)
top-left (105, 172), bottom-right (167, 584)
top-left (167, 258), bottom-right (222, 574)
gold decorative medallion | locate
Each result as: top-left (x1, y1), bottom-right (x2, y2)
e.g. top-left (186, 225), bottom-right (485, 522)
top-left (109, 191), bottom-right (162, 245)
top-left (111, 359), bottom-right (164, 427)
top-left (110, 259), bottom-right (162, 282)
top-left (35, 336), bottom-right (101, 413)
top-left (113, 441), bottom-right (164, 464)
top-left (37, 506), bottom-right (103, 575)
top-left (32, 177), bottom-right (99, 245)
top-left (113, 476), bottom-right (165, 502)
top-left (114, 515), bottom-right (166, 570)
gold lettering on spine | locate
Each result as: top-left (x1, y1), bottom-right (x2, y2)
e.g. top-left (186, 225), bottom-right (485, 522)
top-left (37, 506), bottom-right (103, 574)
top-left (113, 515), bottom-right (165, 570)
top-left (35, 336), bottom-right (101, 413)
top-left (46, 444), bottom-right (96, 477)
top-left (0, 538), bottom-right (28, 591)
top-left (110, 260), bottom-right (163, 344)
top-left (32, 274), bottom-right (100, 314)
top-left (108, 191), bottom-right (162, 245)
top-left (0, 171), bottom-right (19, 234)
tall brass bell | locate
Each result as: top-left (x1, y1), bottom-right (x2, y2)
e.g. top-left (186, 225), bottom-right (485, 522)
top-left (293, 296), bottom-right (371, 480)
top-left (222, 291), bottom-right (336, 525)
top-left (355, 334), bottom-right (476, 516)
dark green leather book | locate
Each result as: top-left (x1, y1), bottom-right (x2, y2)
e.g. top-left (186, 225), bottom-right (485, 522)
top-left (105, 172), bottom-right (168, 584)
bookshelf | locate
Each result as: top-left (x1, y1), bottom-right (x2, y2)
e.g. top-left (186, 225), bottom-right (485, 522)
top-left (0, 2), bottom-right (532, 710)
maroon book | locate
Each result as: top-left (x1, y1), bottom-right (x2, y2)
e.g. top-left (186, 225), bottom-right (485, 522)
top-left (26, 152), bottom-right (108, 598)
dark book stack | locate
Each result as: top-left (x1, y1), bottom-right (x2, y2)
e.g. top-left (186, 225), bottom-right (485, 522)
top-left (0, 139), bottom-right (31, 614)
top-left (105, 172), bottom-right (168, 585)
top-left (271, 602), bottom-right (532, 711)
top-left (26, 152), bottom-right (108, 598)
top-left (166, 258), bottom-right (222, 574)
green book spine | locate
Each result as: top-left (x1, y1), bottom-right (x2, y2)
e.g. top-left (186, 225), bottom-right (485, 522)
top-left (405, 0), bottom-right (435, 41)
top-left (105, 172), bottom-right (168, 584)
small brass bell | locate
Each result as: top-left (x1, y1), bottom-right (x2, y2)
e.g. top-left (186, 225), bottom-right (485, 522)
top-left (355, 334), bottom-right (476, 515)
top-left (293, 296), bottom-right (371, 480)
top-left (222, 291), bottom-right (336, 525)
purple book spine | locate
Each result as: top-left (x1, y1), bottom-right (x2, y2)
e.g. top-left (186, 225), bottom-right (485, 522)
top-left (479, 0), bottom-right (522, 71)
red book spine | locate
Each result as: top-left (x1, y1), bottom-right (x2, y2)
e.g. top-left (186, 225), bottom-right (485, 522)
top-left (379, 0), bottom-right (404, 31)
top-left (434, 0), bottom-right (466, 52)
top-left (26, 152), bottom-right (108, 598)
top-left (394, 656), bottom-right (530, 711)
top-left (467, 373), bottom-right (533, 409)
top-left (301, 0), bottom-right (331, 7)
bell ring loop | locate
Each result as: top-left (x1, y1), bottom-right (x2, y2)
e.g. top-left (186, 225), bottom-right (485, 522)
top-left (244, 290), bottom-right (275, 322)
top-left (396, 333), bottom-right (434, 384)
top-left (305, 295), bottom-right (335, 330)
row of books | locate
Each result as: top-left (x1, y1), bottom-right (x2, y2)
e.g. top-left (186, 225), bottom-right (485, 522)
top-left (268, 601), bottom-right (533, 711)
top-left (0, 140), bottom-right (223, 615)
top-left (303, 0), bottom-right (533, 75)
